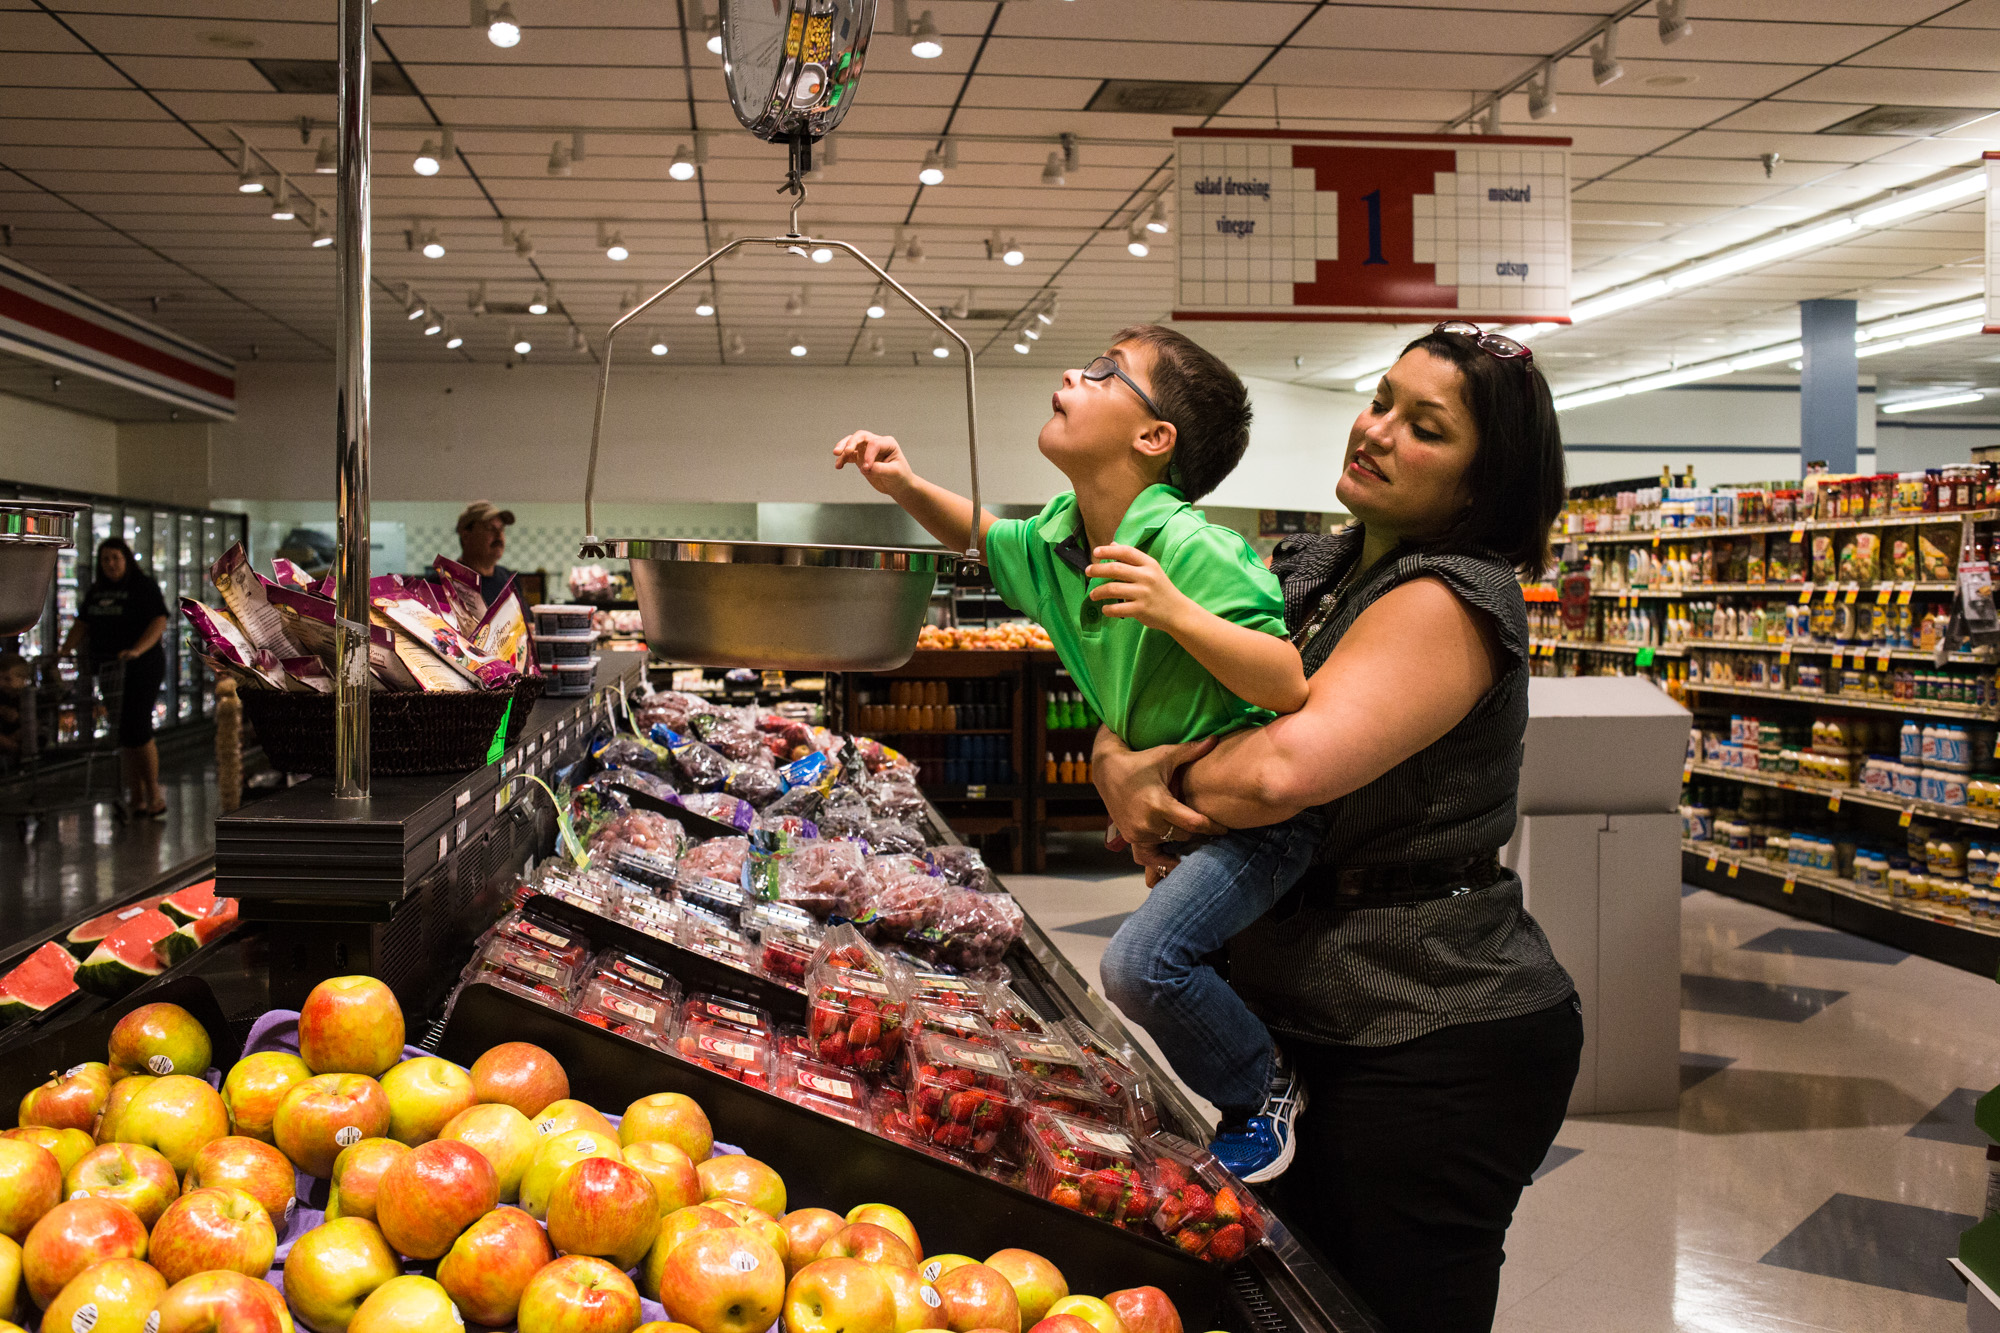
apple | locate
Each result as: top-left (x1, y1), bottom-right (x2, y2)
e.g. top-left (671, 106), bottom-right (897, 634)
top-left (1043, 1298), bottom-right (1124, 1333)
top-left (918, 1258), bottom-right (976, 1286)
top-left (222, 1052), bottom-right (312, 1144)
top-left (934, 1266), bottom-right (1020, 1333)
top-left (985, 1252), bottom-right (1067, 1327)
top-left (547, 1155), bottom-right (660, 1270)
top-left (1027, 1318), bottom-right (1098, 1333)
top-left (785, 1258), bottom-right (896, 1333)
top-left (324, 1138), bottom-right (407, 1225)
top-left (640, 1206), bottom-right (736, 1300)
top-left (470, 1043), bottom-right (569, 1119)
top-left (0, 1232), bottom-right (20, 1320)
top-left (436, 1205), bottom-right (554, 1328)
top-left (18, 1062), bottom-right (111, 1133)
top-left (519, 1128), bottom-right (623, 1222)
top-left (702, 1203), bottom-right (789, 1273)
top-left (0, 1138), bottom-right (62, 1241)
top-left (0, 1127), bottom-right (92, 1179)
top-left (42, 1256), bottom-right (166, 1333)
top-left (779, 1209), bottom-right (847, 1272)
top-left (517, 1254), bottom-right (642, 1333)
top-left (112, 1075), bottom-right (230, 1175)
top-left (377, 1057), bottom-right (475, 1148)
top-left (152, 1270), bottom-right (293, 1333)
top-left (348, 1274), bottom-right (460, 1333)
top-left (298, 977), bottom-right (405, 1078)
top-left (63, 1143), bottom-right (179, 1228)
top-left (636, 1325), bottom-right (704, 1333)
top-left (20, 1197), bottom-right (149, 1307)
top-left (821, 1224), bottom-right (914, 1271)
top-left (533, 1099), bottom-right (616, 1141)
top-left (1103, 1289), bottom-right (1180, 1333)
top-left (651, 1226), bottom-right (785, 1333)
top-left (150, 1186), bottom-right (277, 1284)
top-left (273, 1074), bottom-right (392, 1179)
top-left (374, 1138), bottom-right (497, 1260)
top-left (845, 1205), bottom-right (921, 1263)
top-left (188, 1137), bottom-right (297, 1234)
top-left (96, 1076), bottom-right (156, 1145)
top-left (623, 1141), bottom-right (702, 1217)
top-left (875, 1264), bottom-right (947, 1333)
top-left (439, 1102), bottom-right (537, 1202)
top-left (696, 1155), bottom-right (786, 1218)
top-left (108, 1002), bottom-right (212, 1079)
top-left (618, 1093), bottom-right (712, 1161)
top-left (282, 1216), bottom-right (401, 1333)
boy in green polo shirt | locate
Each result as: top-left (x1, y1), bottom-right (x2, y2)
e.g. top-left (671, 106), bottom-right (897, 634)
top-left (833, 324), bottom-right (1321, 1181)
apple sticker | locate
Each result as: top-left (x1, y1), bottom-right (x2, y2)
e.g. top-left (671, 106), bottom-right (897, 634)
top-left (335, 1125), bottom-right (363, 1147)
top-left (729, 1251), bottom-right (760, 1273)
top-left (65, 1063), bottom-right (90, 1078)
top-left (921, 1261), bottom-right (943, 1282)
top-left (71, 1304), bottom-right (99, 1333)
top-left (147, 1054), bottom-right (175, 1074)
top-left (145, 1315), bottom-right (160, 1333)
top-left (920, 1287), bottom-right (943, 1308)
top-left (71, 1188), bottom-right (89, 1200)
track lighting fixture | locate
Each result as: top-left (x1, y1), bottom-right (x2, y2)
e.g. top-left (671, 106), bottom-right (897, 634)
top-left (1480, 101), bottom-right (1502, 136)
top-left (269, 182), bottom-right (295, 221)
top-left (1041, 152), bottom-right (1066, 186)
top-left (650, 332), bottom-right (669, 356)
top-left (1001, 236), bottom-right (1024, 266)
top-left (1657, 0), bottom-right (1691, 44)
top-left (866, 289), bottom-right (887, 320)
top-left (600, 224), bottom-right (629, 262)
top-left (312, 136), bottom-right (337, 174)
top-left (512, 228), bottom-right (535, 259)
top-left (695, 290), bottom-right (716, 317)
top-left (617, 287), bottom-right (638, 316)
top-left (1127, 222), bottom-right (1150, 257)
top-left (1146, 199), bottom-right (1170, 234)
top-left (1590, 25), bottom-right (1622, 86)
top-left (405, 288), bottom-right (427, 321)
top-left (311, 218), bottom-right (333, 248)
top-left (669, 145), bottom-right (696, 181)
top-left (571, 325), bottom-right (587, 353)
top-left (547, 139), bottom-right (572, 177)
top-left (236, 145), bottom-right (264, 194)
top-left (469, 283), bottom-right (489, 316)
top-left (904, 233), bottom-right (926, 264)
top-left (479, 0), bottom-right (521, 48)
top-left (789, 331), bottom-right (808, 357)
top-left (418, 224), bottom-right (446, 259)
top-left (1528, 61), bottom-right (1556, 119)
top-left (919, 148), bottom-right (945, 186)
top-left (728, 333), bottom-right (747, 356)
top-left (1013, 332), bottom-right (1031, 354)
top-left (413, 137), bottom-right (443, 176)
top-left (512, 328), bottom-right (532, 354)
top-left (785, 290), bottom-right (806, 317)
top-left (527, 286), bottom-right (549, 315)
top-left (870, 335), bottom-right (886, 357)
top-left (811, 246), bottom-right (833, 263)
top-left (909, 10), bottom-right (943, 58)
top-left (931, 336), bottom-right (950, 360)
top-left (424, 310), bottom-right (444, 335)
top-left (1036, 296), bottom-right (1057, 325)
top-left (444, 325), bottom-right (464, 349)
top-left (704, 4), bottom-right (723, 55)
top-left (1023, 325), bottom-right (1040, 341)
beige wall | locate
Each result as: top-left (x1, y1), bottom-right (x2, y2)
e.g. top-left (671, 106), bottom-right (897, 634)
top-left (0, 390), bottom-right (118, 494)
top-left (115, 422), bottom-right (213, 507)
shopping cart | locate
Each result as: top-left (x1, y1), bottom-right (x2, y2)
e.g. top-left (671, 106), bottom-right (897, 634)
top-left (1, 657), bottom-right (128, 834)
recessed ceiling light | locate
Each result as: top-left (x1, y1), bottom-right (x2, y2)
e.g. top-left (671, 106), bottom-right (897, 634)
top-left (486, 1), bottom-right (521, 48)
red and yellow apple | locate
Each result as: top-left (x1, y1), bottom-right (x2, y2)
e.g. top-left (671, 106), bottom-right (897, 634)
top-left (347, 1274), bottom-right (459, 1333)
top-left (221, 1052), bottom-right (312, 1144)
top-left (470, 1042), bottom-right (569, 1119)
top-left (324, 1138), bottom-right (408, 1224)
top-left (377, 1057), bottom-right (475, 1147)
top-left (1028, 1317), bottom-right (1099, 1333)
top-left (187, 1136), bottom-right (297, 1234)
top-left (0, 1138), bottom-right (62, 1241)
top-left (95, 1076), bottom-right (155, 1145)
top-left (785, 1258), bottom-right (896, 1333)
top-left (704, 1202), bottom-right (788, 1272)
top-left (619, 1093), bottom-right (712, 1161)
top-left (298, 977), bottom-right (405, 1078)
top-left (273, 1075), bottom-right (391, 1179)
top-left (112, 1075), bottom-right (229, 1175)
top-left (519, 1128), bottom-right (622, 1221)
top-left (108, 1002), bottom-right (212, 1078)
top-left (20, 1196), bottom-right (149, 1307)
top-left (696, 1155), bottom-right (786, 1218)
top-left (518, 1254), bottom-right (641, 1333)
top-left (547, 1156), bottom-right (661, 1270)
top-left (282, 1215), bottom-right (401, 1333)
top-left (374, 1138), bottom-right (497, 1260)
top-left (1043, 1297), bottom-right (1124, 1333)
top-left (0, 1126), bottom-right (92, 1179)
top-left (42, 1256), bottom-right (165, 1333)
top-left (779, 1209), bottom-right (847, 1272)
top-left (1103, 1289), bottom-right (1179, 1333)
top-left (439, 1102), bottom-right (538, 1202)
top-left (846, 1205), bottom-right (921, 1263)
top-left (640, 1206), bottom-right (736, 1300)
top-left (63, 1143), bottom-right (179, 1228)
top-left (822, 1224), bottom-right (915, 1271)
top-left (623, 1141), bottom-right (701, 1217)
top-left (533, 1099), bottom-right (616, 1141)
top-left (876, 1264), bottom-right (948, 1333)
top-left (436, 1204), bottom-right (554, 1328)
top-left (18, 1062), bottom-right (111, 1133)
top-left (0, 1231), bottom-right (20, 1321)
top-left (636, 1325), bottom-right (704, 1333)
top-left (152, 1269), bottom-right (293, 1333)
top-left (985, 1252), bottom-right (1067, 1326)
top-left (934, 1265), bottom-right (1020, 1333)
top-left (652, 1227), bottom-right (785, 1333)
top-left (150, 1186), bottom-right (277, 1284)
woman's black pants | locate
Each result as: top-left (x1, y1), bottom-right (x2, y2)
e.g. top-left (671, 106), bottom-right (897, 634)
top-left (1273, 994), bottom-right (1584, 1333)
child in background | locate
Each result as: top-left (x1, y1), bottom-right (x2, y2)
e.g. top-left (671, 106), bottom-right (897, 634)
top-left (833, 324), bottom-right (1319, 1180)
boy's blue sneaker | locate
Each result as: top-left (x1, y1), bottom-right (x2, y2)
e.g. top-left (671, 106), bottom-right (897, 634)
top-left (1208, 1051), bottom-right (1305, 1184)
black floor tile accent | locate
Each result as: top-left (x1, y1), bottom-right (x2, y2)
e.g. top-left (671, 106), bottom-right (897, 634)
top-left (1907, 1088), bottom-right (1989, 1148)
top-left (1058, 911), bottom-right (1133, 938)
top-left (1681, 973), bottom-right (1848, 1023)
top-left (1681, 1051), bottom-right (1737, 1092)
top-left (1760, 1193), bottom-right (1975, 1301)
top-left (1739, 927), bottom-right (1908, 966)
top-left (1531, 1144), bottom-right (1582, 1182)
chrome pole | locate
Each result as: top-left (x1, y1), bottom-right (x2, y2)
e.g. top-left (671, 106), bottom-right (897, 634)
top-left (333, 0), bottom-right (371, 799)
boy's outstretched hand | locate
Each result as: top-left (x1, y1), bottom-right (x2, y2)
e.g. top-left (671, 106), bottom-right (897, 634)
top-left (1087, 543), bottom-right (1195, 631)
top-left (832, 430), bottom-right (915, 498)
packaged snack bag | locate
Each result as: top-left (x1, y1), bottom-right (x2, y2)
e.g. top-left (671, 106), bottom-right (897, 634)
top-left (209, 543), bottom-right (301, 656)
top-left (266, 584), bottom-right (420, 690)
top-left (432, 555), bottom-right (489, 636)
top-left (373, 593), bottom-right (517, 688)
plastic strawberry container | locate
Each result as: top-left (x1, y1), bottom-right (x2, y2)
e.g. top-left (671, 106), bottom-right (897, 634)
top-left (908, 1001), bottom-right (1001, 1049)
top-left (1003, 1035), bottom-right (1133, 1126)
top-left (594, 951), bottom-right (677, 1002)
top-left (981, 982), bottom-right (1050, 1036)
top-left (494, 913), bottom-right (589, 970)
top-left (905, 1031), bottom-right (1017, 1162)
top-left (1021, 1109), bottom-right (1154, 1227)
top-left (742, 902), bottom-right (822, 986)
top-left (872, 1087), bottom-right (973, 1168)
top-left (674, 1019), bottom-right (772, 1089)
top-left (679, 993), bottom-right (773, 1039)
top-left (474, 935), bottom-right (584, 1006)
top-left (1064, 1021), bottom-right (1158, 1133)
top-left (1145, 1132), bottom-right (1267, 1263)
top-left (804, 969), bottom-right (908, 1073)
top-left (677, 906), bottom-right (754, 969)
top-left (907, 969), bottom-right (988, 1011)
top-left (774, 1054), bottom-right (872, 1128)
top-left (676, 871), bottom-right (749, 919)
top-left (573, 976), bottom-right (676, 1047)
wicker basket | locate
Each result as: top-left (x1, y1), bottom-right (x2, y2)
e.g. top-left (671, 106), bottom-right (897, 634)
top-left (241, 675), bottom-right (547, 777)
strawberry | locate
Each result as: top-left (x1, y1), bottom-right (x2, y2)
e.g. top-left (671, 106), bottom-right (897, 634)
top-left (1206, 1223), bottom-right (1247, 1263)
top-left (850, 993), bottom-right (879, 1016)
top-left (1153, 1194), bottom-right (1188, 1232)
top-left (1050, 1181), bottom-right (1084, 1211)
top-left (851, 1015), bottom-right (882, 1048)
top-left (1178, 1184), bottom-right (1215, 1226)
top-left (1173, 1229), bottom-right (1210, 1256)
top-left (1080, 1168), bottom-right (1131, 1218)
top-left (1213, 1186), bottom-right (1245, 1225)
top-left (946, 1091), bottom-right (984, 1123)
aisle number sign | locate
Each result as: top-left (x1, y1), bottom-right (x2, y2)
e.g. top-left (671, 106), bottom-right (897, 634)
top-left (1172, 129), bottom-right (1572, 323)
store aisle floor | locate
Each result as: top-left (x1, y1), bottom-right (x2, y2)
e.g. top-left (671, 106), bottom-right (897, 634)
top-left (1007, 846), bottom-right (1989, 1333)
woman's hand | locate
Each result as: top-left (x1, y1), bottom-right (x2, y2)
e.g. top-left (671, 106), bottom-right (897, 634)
top-left (116, 648), bottom-right (136, 662)
top-left (1085, 544), bottom-right (1196, 632)
top-left (1091, 726), bottom-right (1225, 848)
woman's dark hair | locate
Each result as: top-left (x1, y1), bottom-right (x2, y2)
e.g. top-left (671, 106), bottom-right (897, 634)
top-left (93, 537), bottom-right (143, 584)
top-left (1398, 328), bottom-right (1566, 575)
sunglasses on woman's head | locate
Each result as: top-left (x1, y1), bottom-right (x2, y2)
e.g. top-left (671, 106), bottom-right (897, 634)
top-left (1433, 320), bottom-right (1533, 367)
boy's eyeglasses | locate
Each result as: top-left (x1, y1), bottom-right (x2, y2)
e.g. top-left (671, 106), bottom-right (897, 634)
top-left (1433, 320), bottom-right (1533, 367)
top-left (1083, 355), bottom-right (1164, 420)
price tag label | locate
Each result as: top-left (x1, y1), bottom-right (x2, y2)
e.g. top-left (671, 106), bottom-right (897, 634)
top-left (1635, 646), bottom-right (1657, 667)
top-left (1844, 584), bottom-right (1859, 604)
top-left (1790, 523), bottom-right (1806, 543)
top-left (965, 784), bottom-right (987, 799)
top-left (1726, 861), bottom-right (1740, 878)
top-left (1898, 582), bottom-right (1915, 605)
top-left (1822, 586), bottom-right (1839, 605)
top-left (1828, 793), bottom-right (1841, 813)
top-left (1705, 852), bottom-right (1719, 872)
top-left (1779, 647), bottom-right (1792, 665)
top-left (1876, 653), bottom-right (1891, 672)
top-left (1783, 875), bottom-right (1796, 895)
top-left (1799, 585), bottom-right (1814, 604)
top-left (1653, 533), bottom-right (1662, 548)
top-left (1877, 586), bottom-right (1892, 605)
top-left (1900, 807), bottom-right (1915, 827)
top-left (1830, 651), bottom-right (1843, 669)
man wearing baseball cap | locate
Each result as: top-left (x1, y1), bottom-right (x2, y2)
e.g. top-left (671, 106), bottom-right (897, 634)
top-left (455, 501), bottom-right (516, 602)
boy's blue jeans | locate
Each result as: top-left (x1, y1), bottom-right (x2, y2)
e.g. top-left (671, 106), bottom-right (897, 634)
top-left (1100, 809), bottom-right (1326, 1120)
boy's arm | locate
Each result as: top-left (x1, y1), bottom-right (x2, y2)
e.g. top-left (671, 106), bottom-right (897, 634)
top-left (1086, 543), bottom-right (1308, 713)
top-left (833, 430), bottom-right (996, 553)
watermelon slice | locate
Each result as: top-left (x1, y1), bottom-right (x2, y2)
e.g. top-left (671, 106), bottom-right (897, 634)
top-left (157, 897), bottom-right (238, 967)
top-left (74, 909), bottom-right (175, 997)
top-left (158, 879), bottom-right (218, 927)
top-left (63, 895), bottom-right (168, 959)
top-left (0, 942), bottom-right (79, 1026)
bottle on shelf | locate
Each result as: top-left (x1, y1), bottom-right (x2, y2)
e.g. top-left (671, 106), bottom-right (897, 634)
top-left (1045, 751), bottom-right (1059, 783)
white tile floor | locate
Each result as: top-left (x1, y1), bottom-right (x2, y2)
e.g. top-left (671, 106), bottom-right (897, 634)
top-left (1006, 841), bottom-right (1997, 1333)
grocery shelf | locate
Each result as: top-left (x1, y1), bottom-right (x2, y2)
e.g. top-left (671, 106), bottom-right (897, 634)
top-left (1679, 640), bottom-right (1992, 664)
top-left (1681, 837), bottom-right (2000, 941)
top-left (1685, 761), bottom-right (2000, 831)
top-left (870, 727), bottom-right (1014, 736)
top-left (1532, 640), bottom-right (1686, 658)
top-left (1683, 681), bottom-right (1996, 720)
top-left (1573, 508), bottom-right (1995, 545)
top-left (1591, 582), bottom-right (1955, 597)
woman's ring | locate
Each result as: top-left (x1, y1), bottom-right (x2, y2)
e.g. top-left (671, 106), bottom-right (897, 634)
top-left (1162, 824), bottom-right (1180, 842)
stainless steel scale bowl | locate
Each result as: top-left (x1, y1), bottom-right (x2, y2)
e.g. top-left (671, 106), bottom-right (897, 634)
top-left (0, 500), bottom-right (87, 636)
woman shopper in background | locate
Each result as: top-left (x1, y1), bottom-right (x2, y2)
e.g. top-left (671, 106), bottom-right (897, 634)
top-left (60, 536), bottom-right (169, 818)
top-left (1091, 323), bottom-right (1580, 1333)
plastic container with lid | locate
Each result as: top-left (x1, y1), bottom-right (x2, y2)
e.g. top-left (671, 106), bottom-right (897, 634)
top-left (1145, 1133), bottom-right (1267, 1266)
top-left (573, 974), bottom-right (676, 1046)
top-left (530, 604), bottom-right (596, 634)
top-left (679, 993), bottom-right (773, 1039)
top-left (674, 1019), bottom-right (773, 1089)
top-left (773, 1053), bottom-right (872, 1128)
top-left (535, 631), bottom-right (597, 666)
top-left (906, 1031), bottom-right (1017, 1162)
top-left (908, 1001), bottom-right (1001, 1050)
top-left (805, 964), bottom-right (910, 1074)
top-left (1021, 1109), bottom-right (1152, 1225)
top-left (548, 657), bottom-right (598, 697)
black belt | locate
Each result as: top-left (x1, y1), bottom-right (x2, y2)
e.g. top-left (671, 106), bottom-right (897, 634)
top-left (1296, 853), bottom-right (1505, 907)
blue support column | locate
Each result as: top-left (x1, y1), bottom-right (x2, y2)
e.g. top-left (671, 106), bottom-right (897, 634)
top-left (1799, 298), bottom-right (1858, 475)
